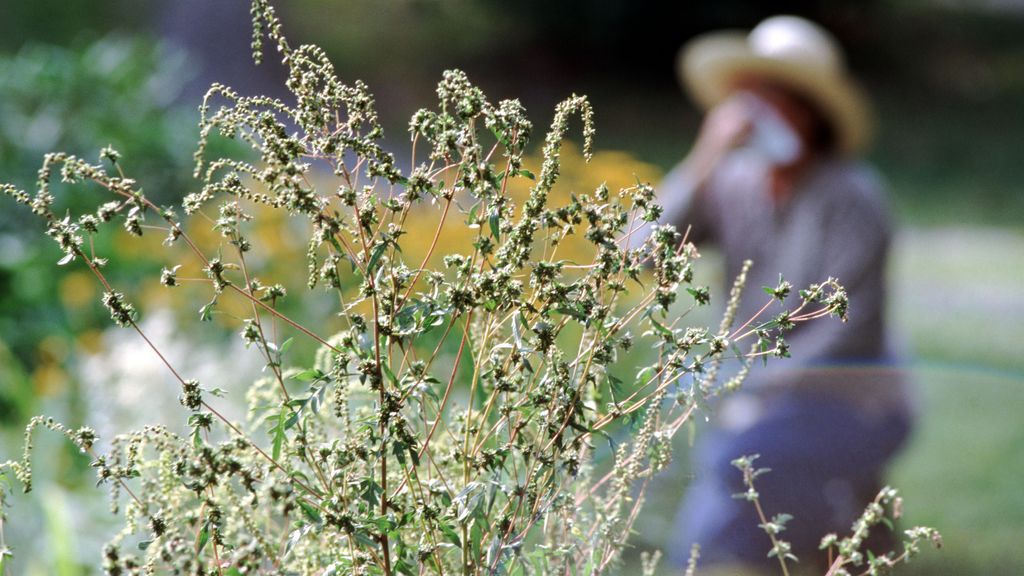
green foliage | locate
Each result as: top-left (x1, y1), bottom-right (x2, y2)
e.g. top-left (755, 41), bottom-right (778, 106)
top-left (0, 36), bottom-right (241, 385)
top-left (0, 3), bottom-right (922, 575)
top-left (0, 36), bottom-right (195, 210)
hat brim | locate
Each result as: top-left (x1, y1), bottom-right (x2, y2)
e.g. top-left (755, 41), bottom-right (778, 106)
top-left (678, 31), bottom-right (873, 154)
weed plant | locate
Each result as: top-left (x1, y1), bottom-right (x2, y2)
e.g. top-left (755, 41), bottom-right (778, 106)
top-left (0, 2), bottom-right (937, 574)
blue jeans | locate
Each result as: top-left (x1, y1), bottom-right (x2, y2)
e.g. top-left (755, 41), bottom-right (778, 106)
top-left (669, 391), bottom-right (912, 570)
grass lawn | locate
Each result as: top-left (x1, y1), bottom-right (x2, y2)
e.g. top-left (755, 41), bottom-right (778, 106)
top-left (886, 226), bottom-right (1024, 575)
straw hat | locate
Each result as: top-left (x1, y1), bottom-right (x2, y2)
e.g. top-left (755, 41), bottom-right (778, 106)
top-left (678, 15), bottom-right (873, 154)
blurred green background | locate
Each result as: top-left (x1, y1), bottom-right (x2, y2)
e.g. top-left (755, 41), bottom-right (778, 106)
top-left (1, 0), bottom-right (1022, 574)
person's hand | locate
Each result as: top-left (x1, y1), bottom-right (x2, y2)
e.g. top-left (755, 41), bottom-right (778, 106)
top-left (690, 94), bottom-right (754, 172)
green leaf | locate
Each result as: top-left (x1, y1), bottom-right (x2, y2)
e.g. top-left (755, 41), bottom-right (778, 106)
top-left (196, 525), bottom-right (210, 554)
top-left (555, 304), bottom-right (585, 321)
top-left (381, 362), bottom-right (398, 387)
top-left (298, 499), bottom-right (322, 525)
top-left (471, 521), bottom-right (484, 562)
top-left (489, 212), bottom-right (501, 241)
top-left (634, 366), bottom-right (656, 386)
top-left (455, 482), bottom-right (485, 522)
top-left (466, 202), bottom-right (480, 226)
top-left (292, 369), bottom-right (325, 382)
top-left (352, 530), bottom-right (378, 549)
top-left (491, 127), bottom-right (511, 147)
top-left (309, 384), bottom-right (327, 415)
top-left (284, 411), bottom-right (299, 431)
top-left (284, 524), bottom-right (315, 556)
top-left (517, 169), bottom-right (536, 180)
top-left (290, 471), bottom-right (324, 498)
top-left (487, 534), bottom-right (505, 574)
top-left (367, 241), bottom-right (387, 276)
top-left (395, 558), bottom-right (416, 576)
top-left (198, 298), bottom-right (217, 322)
top-left (370, 515), bottom-right (397, 534)
top-left (359, 478), bottom-right (384, 508)
top-left (511, 313), bottom-right (525, 350)
top-left (280, 337), bottom-right (295, 355)
top-left (270, 407), bottom-right (287, 460)
top-left (439, 523), bottom-right (462, 548)
top-left (647, 313), bottom-right (673, 337)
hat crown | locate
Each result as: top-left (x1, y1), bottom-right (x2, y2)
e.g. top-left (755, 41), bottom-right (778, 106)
top-left (748, 16), bottom-right (844, 76)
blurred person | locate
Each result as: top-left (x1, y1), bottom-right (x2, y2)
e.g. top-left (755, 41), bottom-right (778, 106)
top-left (638, 16), bottom-right (914, 573)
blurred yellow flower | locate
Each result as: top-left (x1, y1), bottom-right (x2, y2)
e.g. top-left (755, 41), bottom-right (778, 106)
top-left (32, 335), bottom-right (70, 396)
top-left (401, 142), bottom-right (663, 271)
top-left (59, 270), bottom-right (98, 309)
